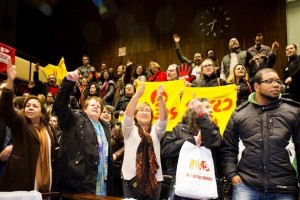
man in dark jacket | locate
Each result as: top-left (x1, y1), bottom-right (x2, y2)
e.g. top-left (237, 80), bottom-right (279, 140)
top-left (222, 68), bottom-right (300, 199)
top-left (34, 63), bottom-right (59, 96)
top-left (55, 70), bottom-right (114, 196)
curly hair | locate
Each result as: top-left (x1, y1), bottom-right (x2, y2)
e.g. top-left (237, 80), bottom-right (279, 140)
top-left (181, 108), bottom-right (198, 133)
top-left (182, 98), bottom-right (211, 133)
top-left (132, 64), bottom-right (146, 79)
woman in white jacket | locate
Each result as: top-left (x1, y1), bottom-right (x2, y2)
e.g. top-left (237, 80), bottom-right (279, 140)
top-left (122, 82), bottom-right (167, 200)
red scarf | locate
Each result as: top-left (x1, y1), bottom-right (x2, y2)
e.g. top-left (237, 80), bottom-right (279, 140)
top-left (101, 81), bottom-right (108, 97)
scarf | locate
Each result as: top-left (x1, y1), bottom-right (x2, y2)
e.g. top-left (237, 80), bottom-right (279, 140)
top-left (93, 121), bottom-right (108, 196)
top-left (35, 125), bottom-right (51, 192)
top-left (135, 123), bottom-right (159, 198)
top-left (101, 81), bottom-right (108, 97)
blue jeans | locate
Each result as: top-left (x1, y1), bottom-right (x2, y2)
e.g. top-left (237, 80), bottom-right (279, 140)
top-left (233, 182), bottom-right (296, 200)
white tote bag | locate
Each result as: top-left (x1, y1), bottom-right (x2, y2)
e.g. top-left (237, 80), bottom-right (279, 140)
top-left (175, 141), bottom-right (218, 199)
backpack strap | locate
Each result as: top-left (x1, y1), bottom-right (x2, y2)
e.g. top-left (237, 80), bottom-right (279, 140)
top-left (217, 78), bottom-right (221, 86)
top-left (245, 81), bottom-right (253, 93)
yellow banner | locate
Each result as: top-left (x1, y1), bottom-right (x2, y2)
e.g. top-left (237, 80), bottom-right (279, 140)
top-left (180, 84), bottom-right (237, 135)
top-left (137, 81), bottom-right (237, 135)
top-left (137, 80), bottom-right (185, 130)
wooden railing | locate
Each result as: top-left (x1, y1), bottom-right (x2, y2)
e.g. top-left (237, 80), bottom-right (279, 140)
top-left (42, 192), bottom-right (123, 200)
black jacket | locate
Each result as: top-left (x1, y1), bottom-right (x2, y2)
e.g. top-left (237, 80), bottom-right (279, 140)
top-left (222, 98), bottom-right (300, 194)
top-left (114, 95), bottom-right (131, 119)
top-left (236, 79), bottom-right (253, 106)
top-left (192, 74), bottom-right (226, 87)
top-left (282, 55), bottom-right (300, 103)
top-left (55, 78), bottom-right (114, 195)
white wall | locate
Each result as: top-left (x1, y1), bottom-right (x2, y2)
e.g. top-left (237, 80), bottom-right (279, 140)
top-left (15, 56), bottom-right (47, 82)
top-left (286, 0), bottom-right (300, 46)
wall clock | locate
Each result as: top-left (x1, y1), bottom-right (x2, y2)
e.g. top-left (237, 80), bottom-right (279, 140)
top-left (200, 6), bottom-right (230, 37)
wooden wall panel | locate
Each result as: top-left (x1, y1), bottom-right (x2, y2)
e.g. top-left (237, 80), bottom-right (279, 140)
top-left (91, 0), bottom-right (287, 77)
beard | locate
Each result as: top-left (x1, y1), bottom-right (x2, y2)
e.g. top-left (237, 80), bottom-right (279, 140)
top-left (260, 92), bottom-right (279, 102)
top-left (126, 92), bottom-right (134, 98)
top-left (48, 80), bottom-right (56, 86)
top-left (194, 60), bottom-right (201, 65)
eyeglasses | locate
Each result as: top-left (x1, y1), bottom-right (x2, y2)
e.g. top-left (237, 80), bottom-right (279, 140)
top-left (259, 79), bottom-right (283, 85)
top-left (202, 64), bottom-right (213, 69)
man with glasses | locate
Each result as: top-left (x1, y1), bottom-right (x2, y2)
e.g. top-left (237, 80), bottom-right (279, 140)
top-left (222, 68), bottom-right (300, 200)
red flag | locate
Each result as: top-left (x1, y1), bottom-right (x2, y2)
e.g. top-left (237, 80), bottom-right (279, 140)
top-left (0, 43), bottom-right (16, 72)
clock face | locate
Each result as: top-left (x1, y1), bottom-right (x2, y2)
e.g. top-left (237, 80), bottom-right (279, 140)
top-left (199, 6), bottom-right (230, 37)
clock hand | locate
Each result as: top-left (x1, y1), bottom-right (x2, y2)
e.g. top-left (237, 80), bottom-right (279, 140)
top-left (207, 21), bottom-right (214, 26)
top-left (207, 19), bottom-right (218, 26)
top-left (211, 22), bottom-right (215, 32)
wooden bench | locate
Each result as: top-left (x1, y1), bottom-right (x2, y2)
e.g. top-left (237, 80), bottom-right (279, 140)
top-left (61, 193), bottom-right (122, 200)
top-left (42, 192), bottom-right (122, 200)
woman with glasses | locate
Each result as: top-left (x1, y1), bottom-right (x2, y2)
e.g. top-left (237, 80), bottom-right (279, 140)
top-left (186, 59), bottom-right (226, 87)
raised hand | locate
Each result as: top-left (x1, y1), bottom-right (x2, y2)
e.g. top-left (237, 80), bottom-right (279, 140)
top-left (66, 70), bottom-right (79, 82)
top-left (271, 41), bottom-right (279, 53)
top-left (135, 82), bottom-right (145, 98)
top-left (188, 99), bottom-right (204, 115)
top-left (177, 63), bottom-right (192, 79)
top-left (6, 58), bottom-right (17, 82)
top-left (173, 34), bottom-right (180, 43)
top-left (126, 60), bottom-right (133, 67)
top-left (157, 84), bottom-right (165, 99)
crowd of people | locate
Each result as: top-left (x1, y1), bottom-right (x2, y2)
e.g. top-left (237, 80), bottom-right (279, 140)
top-left (0, 33), bottom-right (300, 200)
